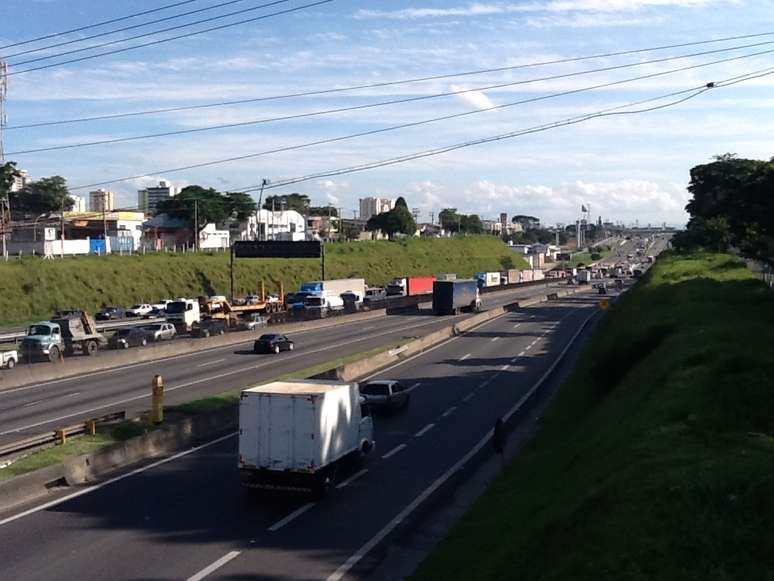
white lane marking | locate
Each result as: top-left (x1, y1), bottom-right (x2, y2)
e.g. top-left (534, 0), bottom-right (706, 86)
top-left (65, 392), bottom-right (80, 398)
top-left (0, 432), bottom-right (237, 528)
top-left (460, 353), bottom-right (471, 361)
top-left (518, 351), bottom-right (526, 357)
top-left (197, 358), bottom-right (225, 367)
top-left (23, 400), bottom-right (42, 408)
top-left (267, 503), bottom-right (315, 532)
top-left (335, 469), bottom-right (368, 490)
top-left (490, 336), bottom-right (500, 342)
top-left (525, 345), bottom-right (532, 351)
top-left (186, 551), bottom-right (241, 581)
top-left (462, 392), bottom-right (475, 402)
top-left (500, 364), bottom-right (510, 371)
top-left (325, 309), bottom-right (598, 581)
top-left (405, 382), bottom-right (421, 393)
top-left (513, 323), bottom-right (521, 329)
top-left (441, 406), bottom-right (456, 417)
top-left (381, 444), bottom-right (407, 460)
top-left (414, 423), bottom-right (435, 438)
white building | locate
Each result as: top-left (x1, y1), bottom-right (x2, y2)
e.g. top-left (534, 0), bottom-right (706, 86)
top-left (232, 210), bottom-right (306, 242)
top-left (70, 195), bottom-right (87, 213)
top-left (359, 197), bottom-right (394, 221)
top-left (10, 169), bottom-right (29, 192)
top-left (198, 223), bottom-right (230, 250)
top-left (89, 189), bottom-right (114, 212)
top-left (138, 181), bottom-right (178, 214)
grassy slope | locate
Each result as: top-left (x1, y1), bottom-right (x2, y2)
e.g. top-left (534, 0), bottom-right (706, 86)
top-left (0, 236), bottom-right (526, 325)
top-left (415, 252), bottom-right (774, 581)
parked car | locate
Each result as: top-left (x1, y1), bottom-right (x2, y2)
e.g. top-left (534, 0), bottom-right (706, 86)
top-left (363, 288), bottom-right (387, 304)
top-left (109, 327), bottom-right (153, 349)
top-left (191, 318), bottom-right (227, 338)
top-left (141, 323), bottom-right (177, 341)
top-left (254, 334), bottom-right (294, 354)
top-left (238, 314), bottom-right (267, 331)
top-left (360, 380), bottom-right (410, 412)
top-left (126, 304), bottom-right (153, 317)
top-left (1, 350), bottom-right (19, 369)
top-left (53, 308), bottom-right (84, 318)
top-left (96, 306), bottom-right (125, 321)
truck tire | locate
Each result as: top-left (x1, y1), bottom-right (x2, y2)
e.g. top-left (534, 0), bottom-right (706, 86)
top-left (6, 358), bottom-right (15, 369)
top-left (140, 338), bottom-right (147, 347)
top-left (49, 346), bottom-right (61, 363)
top-left (85, 340), bottom-right (98, 356)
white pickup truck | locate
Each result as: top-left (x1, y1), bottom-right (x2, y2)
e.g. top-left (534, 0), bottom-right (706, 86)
top-left (1, 350), bottom-right (19, 369)
top-left (238, 379), bottom-right (375, 497)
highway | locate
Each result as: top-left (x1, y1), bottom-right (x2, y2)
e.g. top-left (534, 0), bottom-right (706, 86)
top-left (0, 286), bottom-right (606, 581)
top-left (0, 281), bottom-right (562, 443)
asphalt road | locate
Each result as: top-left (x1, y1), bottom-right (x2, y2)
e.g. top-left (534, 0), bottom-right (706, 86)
top-left (0, 286), bottom-right (606, 581)
top-left (0, 281), bottom-right (560, 441)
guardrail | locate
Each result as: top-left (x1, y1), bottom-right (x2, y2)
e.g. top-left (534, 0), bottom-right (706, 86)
top-left (0, 411), bottom-right (126, 459)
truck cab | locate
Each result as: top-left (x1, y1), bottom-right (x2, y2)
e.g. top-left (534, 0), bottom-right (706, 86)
top-left (166, 298), bottom-right (200, 332)
top-left (21, 322), bottom-right (63, 361)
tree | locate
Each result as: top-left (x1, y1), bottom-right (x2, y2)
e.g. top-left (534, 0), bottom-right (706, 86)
top-left (10, 176), bottom-right (73, 217)
top-left (308, 205), bottom-right (338, 217)
top-left (366, 203), bottom-right (416, 238)
top-left (395, 196), bottom-right (408, 209)
top-left (460, 214), bottom-right (484, 234)
top-left (263, 193), bottom-right (310, 213)
top-left (1, 162), bottom-right (20, 198)
top-left (225, 191), bottom-right (257, 221)
top-left (439, 208), bottom-right (460, 232)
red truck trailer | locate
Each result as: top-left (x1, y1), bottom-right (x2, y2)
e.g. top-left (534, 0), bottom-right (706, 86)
top-left (406, 276), bottom-right (435, 296)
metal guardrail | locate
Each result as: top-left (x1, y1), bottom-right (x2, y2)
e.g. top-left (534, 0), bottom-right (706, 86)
top-left (0, 411), bottom-right (126, 458)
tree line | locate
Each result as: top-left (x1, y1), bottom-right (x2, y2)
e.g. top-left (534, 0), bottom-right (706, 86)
top-left (674, 154), bottom-right (774, 266)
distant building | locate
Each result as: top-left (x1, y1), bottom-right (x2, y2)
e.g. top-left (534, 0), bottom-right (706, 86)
top-left (138, 181), bottom-right (177, 214)
top-left (359, 197), bottom-right (394, 221)
top-left (89, 189), bottom-right (114, 212)
top-left (70, 195), bottom-right (87, 213)
top-left (306, 215), bottom-right (338, 240)
top-left (513, 215), bottom-right (541, 231)
top-left (231, 210), bottom-right (306, 242)
top-left (10, 169), bottom-right (30, 192)
top-left (198, 223), bottom-right (230, 250)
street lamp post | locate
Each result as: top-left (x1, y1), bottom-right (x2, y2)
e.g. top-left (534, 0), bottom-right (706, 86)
top-left (33, 213), bottom-right (46, 242)
top-left (256, 178), bottom-right (269, 241)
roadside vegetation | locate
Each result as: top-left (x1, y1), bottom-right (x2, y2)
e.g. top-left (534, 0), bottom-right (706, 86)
top-left (0, 236), bottom-right (527, 325)
top-left (414, 251), bottom-right (774, 581)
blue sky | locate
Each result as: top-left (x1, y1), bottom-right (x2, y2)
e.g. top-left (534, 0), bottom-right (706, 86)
top-left (2, 0), bottom-right (774, 226)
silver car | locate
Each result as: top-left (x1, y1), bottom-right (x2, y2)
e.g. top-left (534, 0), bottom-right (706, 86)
top-left (141, 323), bottom-right (177, 342)
top-left (238, 314), bottom-right (268, 331)
top-left (360, 380), bottom-right (410, 412)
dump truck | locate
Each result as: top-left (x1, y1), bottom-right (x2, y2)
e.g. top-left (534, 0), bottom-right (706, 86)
top-left (21, 312), bottom-right (106, 361)
top-left (238, 379), bottom-right (375, 497)
top-left (432, 280), bottom-right (481, 315)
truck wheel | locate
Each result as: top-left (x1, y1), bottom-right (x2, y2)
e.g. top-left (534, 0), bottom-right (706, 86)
top-left (140, 338), bottom-right (147, 347)
top-left (85, 340), bottom-right (98, 356)
top-left (219, 329), bottom-right (225, 336)
top-left (49, 346), bottom-right (61, 363)
top-left (6, 358), bottom-right (15, 369)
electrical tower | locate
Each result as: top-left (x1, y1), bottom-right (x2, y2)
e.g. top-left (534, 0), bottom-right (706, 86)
top-left (0, 59), bottom-right (7, 162)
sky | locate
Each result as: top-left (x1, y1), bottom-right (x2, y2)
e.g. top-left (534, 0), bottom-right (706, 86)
top-left (2, 0), bottom-right (774, 227)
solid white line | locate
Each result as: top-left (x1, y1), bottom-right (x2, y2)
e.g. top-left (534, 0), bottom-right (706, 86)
top-left (441, 406), bottom-right (456, 417)
top-left (0, 432), bottom-right (237, 528)
top-left (381, 444), bottom-right (407, 459)
top-left (490, 336), bottom-right (499, 342)
top-left (325, 309), bottom-right (598, 581)
top-left (267, 503), bottom-right (315, 532)
top-left (186, 551), bottom-right (241, 581)
top-left (460, 353), bottom-right (471, 361)
top-left (22, 400), bottom-right (42, 408)
top-left (197, 358), bottom-right (225, 367)
top-left (65, 392), bottom-right (80, 398)
top-left (335, 469), bottom-right (368, 490)
top-left (414, 423), bottom-right (435, 438)
top-left (405, 382), bottom-right (421, 393)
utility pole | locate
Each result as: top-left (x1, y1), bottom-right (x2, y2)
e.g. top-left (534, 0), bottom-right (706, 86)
top-left (60, 196), bottom-right (65, 259)
top-left (256, 178), bottom-right (269, 241)
top-left (193, 198), bottom-right (199, 251)
top-left (102, 190), bottom-right (108, 253)
top-left (0, 59), bottom-right (7, 162)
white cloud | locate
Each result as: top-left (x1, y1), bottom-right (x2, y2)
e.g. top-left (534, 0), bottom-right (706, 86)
top-left (450, 85), bottom-right (495, 110)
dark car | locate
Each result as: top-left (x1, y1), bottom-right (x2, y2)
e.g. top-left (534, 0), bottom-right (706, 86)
top-left (191, 319), bottom-right (228, 338)
top-left (96, 306), bottom-right (126, 321)
top-left (254, 334), bottom-right (294, 354)
top-left (360, 380), bottom-right (410, 412)
top-left (109, 327), bottom-right (153, 349)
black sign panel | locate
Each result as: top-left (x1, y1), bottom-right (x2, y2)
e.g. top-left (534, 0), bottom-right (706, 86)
top-left (233, 240), bottom-right (321, 259)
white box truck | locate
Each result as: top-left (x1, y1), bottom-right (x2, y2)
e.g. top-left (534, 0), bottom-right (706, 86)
top-left (238, 379), bottom-right (375, 497)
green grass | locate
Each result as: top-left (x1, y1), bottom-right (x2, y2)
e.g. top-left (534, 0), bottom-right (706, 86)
top-left (569, 247), bottom-right (613, 267)
top-left (414, 251), bottom-right (774, 581)
top-left (0, 236), bottom-right (526, 326)
top-left (0, 420), bottom-right (148, 481)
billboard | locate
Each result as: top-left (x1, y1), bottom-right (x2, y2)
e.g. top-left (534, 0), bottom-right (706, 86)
top-left (233, 240), bottom-right (321, 259)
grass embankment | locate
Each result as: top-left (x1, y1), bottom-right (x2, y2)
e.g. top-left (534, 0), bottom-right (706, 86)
top-left (0, 236), bottom-right (526, 326)
top-left (415, 252), bottom-right (774, 581)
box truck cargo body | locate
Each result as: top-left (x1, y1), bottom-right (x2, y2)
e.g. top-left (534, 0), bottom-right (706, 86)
top-left (501, 269), bottom-right (520, 285)
top-left (432, 280), bottom-right (481, 315)
top-left (238, 380), bottom-right (374, 495)
top-left (299, 278), bottom-right (366, 301)
top-left (387, 276), bottom-right (435, 296)
top-left (474, 272), bottom-right (501, 288)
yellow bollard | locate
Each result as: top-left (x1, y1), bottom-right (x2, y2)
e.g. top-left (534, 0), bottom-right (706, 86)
top-left (151, 375), bottom-right (164, 425)
top-left (56, 429), bottom-right (67, 445)
top-left (85, 420), bottom-right (97, 436)
top-left (599, 299), bottom-right (610, 310)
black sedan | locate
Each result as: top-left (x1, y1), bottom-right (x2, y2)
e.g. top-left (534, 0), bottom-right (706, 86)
top-left (109, 327), bottom-right (153, 349)
top-left (253, 334), bottom-right (294, 354)
top-left (96, 306), bottom-right (126, 320)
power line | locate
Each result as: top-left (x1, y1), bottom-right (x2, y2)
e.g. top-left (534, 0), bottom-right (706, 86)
top-left (245, 69), bottom-right (774, 191)
top-left (12, 44), bottom-right (774, 157)
top-left (65, 59), bottom-right (774, 192)
top-left (6, 0), bottom-right (335, 77)
top-left (0, 0), bottom-right (204, 50)
top-left (7, 30), bottom-right (774, 130)
top-left (3, 0), bottom-right (253, 60)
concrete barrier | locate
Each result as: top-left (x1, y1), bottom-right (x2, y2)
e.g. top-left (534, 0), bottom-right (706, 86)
top-left (0, 309), bottom-right (388, 392)
top-left (0, 406), bottom-right (237, 513)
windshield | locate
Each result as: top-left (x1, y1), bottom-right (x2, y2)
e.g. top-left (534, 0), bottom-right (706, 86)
top-left (306, 297), bottom-right (324, 307)
top-left (28, 325), bottom-right (53, 336)
top-left (361, 383), bottom-right (391, 396)
top-left (258, 334), bottom-right (278, 341)
top-left (166, 302), bottom-right (187, 314)
top-left (143, 325), bottom-right (162, 331)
